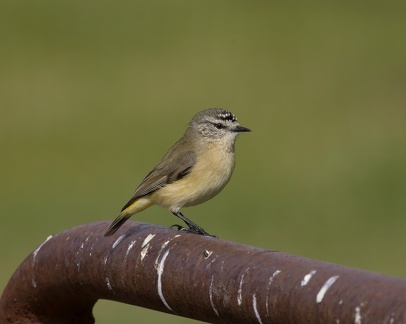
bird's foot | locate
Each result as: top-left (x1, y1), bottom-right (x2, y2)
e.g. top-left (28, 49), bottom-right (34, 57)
top-left (170, 224), bottom-right (217, 238)
top-left (170, 224), bottom-right (188, 231)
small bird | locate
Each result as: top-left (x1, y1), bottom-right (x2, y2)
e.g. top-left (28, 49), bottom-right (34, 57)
top-left (104, 108), bottom-right (251, 237)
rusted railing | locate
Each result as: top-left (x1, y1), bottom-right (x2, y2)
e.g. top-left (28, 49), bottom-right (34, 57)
top-left (1, 221), bottom-right (405, 323)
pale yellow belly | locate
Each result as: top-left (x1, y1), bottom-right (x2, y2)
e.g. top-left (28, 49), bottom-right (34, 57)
top-left (151, 149), bottom-right (235, 210)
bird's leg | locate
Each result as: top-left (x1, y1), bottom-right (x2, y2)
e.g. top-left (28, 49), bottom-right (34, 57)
top-left (171, 211), bottom-right (215, 237)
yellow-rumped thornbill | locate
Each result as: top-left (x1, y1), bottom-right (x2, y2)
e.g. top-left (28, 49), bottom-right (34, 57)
top-left (104, 108), bottom-right (251, 237)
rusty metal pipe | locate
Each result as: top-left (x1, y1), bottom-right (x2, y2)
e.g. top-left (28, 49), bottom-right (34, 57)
top-left (1, 221), bottom-right (405, 323)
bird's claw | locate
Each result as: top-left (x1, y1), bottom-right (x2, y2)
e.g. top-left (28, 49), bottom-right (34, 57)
top-left (170, 224), bottom-right (188, 231)
top-left (171, 224), bottom-right (218, 238)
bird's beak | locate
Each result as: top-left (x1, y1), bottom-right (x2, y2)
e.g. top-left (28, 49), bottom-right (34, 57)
top-left (232, 125), bottom-right (251, 132)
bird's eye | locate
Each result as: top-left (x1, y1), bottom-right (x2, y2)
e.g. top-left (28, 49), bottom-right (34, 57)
top-left (214, 123), bottom-right (225, 129)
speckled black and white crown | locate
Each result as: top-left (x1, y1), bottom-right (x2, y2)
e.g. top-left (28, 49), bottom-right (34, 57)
top-left (190, 108), bottom-right (239, 125)
top-left (216, 109), bottom-right (237, 122)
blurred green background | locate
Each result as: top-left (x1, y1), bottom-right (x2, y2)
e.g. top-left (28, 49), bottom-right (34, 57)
top-left (1, 1), bottom-right (405, 323)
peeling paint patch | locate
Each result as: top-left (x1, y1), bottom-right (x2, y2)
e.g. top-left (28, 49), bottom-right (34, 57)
top-left (77, 242), bottom-right (85, 255)
top-left (77, 233), bottom-right (91, 257)
top-left (142, 234), bottom-right (156, 248)
top-left (112, 234), bottom-right (126, 249)
top-left (154, 240), bottom-right (171, 269)
top-left (89, 242), bottom-right (95, 257)
top-left (157, 249), bottom-right (172, 311)
top-left (31, 235), bottom-right (53, 288)
top-left (32, 235), bottom-right (53, 261)
top-left (301, 270), bottom-right (317, 287)
top-left (140, 234), bottom-right (156, 261)
top-left (76, 240), bottom-right (87, 272)
top-left (253, 293), bottom-right (263, 324)
top-left (316, 275), bottom-right (339, 303)
top-left (207, 256), bottom-right (217, 268)
top-left (140, 245), bottom-right (150, 261)
top-left (106, 277), bottom-right (113, 291)
top-left (237, 268), bottom-right (250, 307)
top-left (266, 269), bottom-right (281, 316)
top-left (209, 275), bottom-right (219, 316)
top-left (355, 305), bottom-right (362, 324)
top-left (124, 240), bottom-right (137, 261)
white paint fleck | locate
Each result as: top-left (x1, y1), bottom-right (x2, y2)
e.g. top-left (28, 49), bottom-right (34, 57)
top-left (142, 234), bottom-right (156, 248)
top-left (140, 234), bottom-right (156, 261)
top-left (153, 235), bottom-right (181, 269)
top-left (78, 233), bottom-right (91, 254)
top-left (154, 240), bottom-right (171, 269)
top-left (269, 270), bottom-right (281, 285)
top-left (31, 235), bottom-right (53, 288)
top-left (141, 244), bottom-right (150, 261)
top-left (112, 234), bottom-right (126, 249)
top-left (77, 242), bottom-right (85, 255)
top-left (301, 270), bottom-right (317, 287)
top-left (75, 234), bottom-right (93, 271)
top-left (124, 240), bottom-right (137, 261)
top-left (355, 306), bottom-right (362, 324)
top-left (106, 277), bottom-right (113, 290)
top-left (237, 278), bottom-right (244, 306)
top-left (89, 242), bottom-right (94, 257)
top-left (157, 249), bottom-right (172, 311)
top-left (32, 235), bottom-right (53, 261)
top-left (253, 293), bottom-right (263, 324)
top-left (316, 275), bottom-right (339, 303)
top-left (339, 299), bottom-right (343, 305)
top-left (237, 268), bottom-right (250, 306)
top-left (174, 234), bottom-right (181, 238)
top-left (103, 255), bottom-right (108, 266)
top-left (266, 270), bottom-right (281, 316)
top-left (209, 275), bottom-right (219, 316)
top-left (389, 314), bottom-right (395, 324)
top-left (75, 242), bottom-right (86, 271)
top-left (162, 240), bottom-right (170, 249)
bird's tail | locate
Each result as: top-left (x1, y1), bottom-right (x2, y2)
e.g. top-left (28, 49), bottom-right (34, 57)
top-left (104, 197), bottom-right (153, 236)
top-left (104, 212), bottom-right (132, 236)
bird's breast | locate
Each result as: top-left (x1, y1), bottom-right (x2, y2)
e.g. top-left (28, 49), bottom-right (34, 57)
top-left (152, 145), bottom-right (236, 209)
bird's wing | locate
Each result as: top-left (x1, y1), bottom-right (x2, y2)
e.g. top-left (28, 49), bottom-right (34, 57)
top-left (121, 150), bottom-right (196, 211)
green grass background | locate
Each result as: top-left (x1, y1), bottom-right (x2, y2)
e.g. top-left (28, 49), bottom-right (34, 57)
top-left (1, 1), bottom-right (405, 323)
